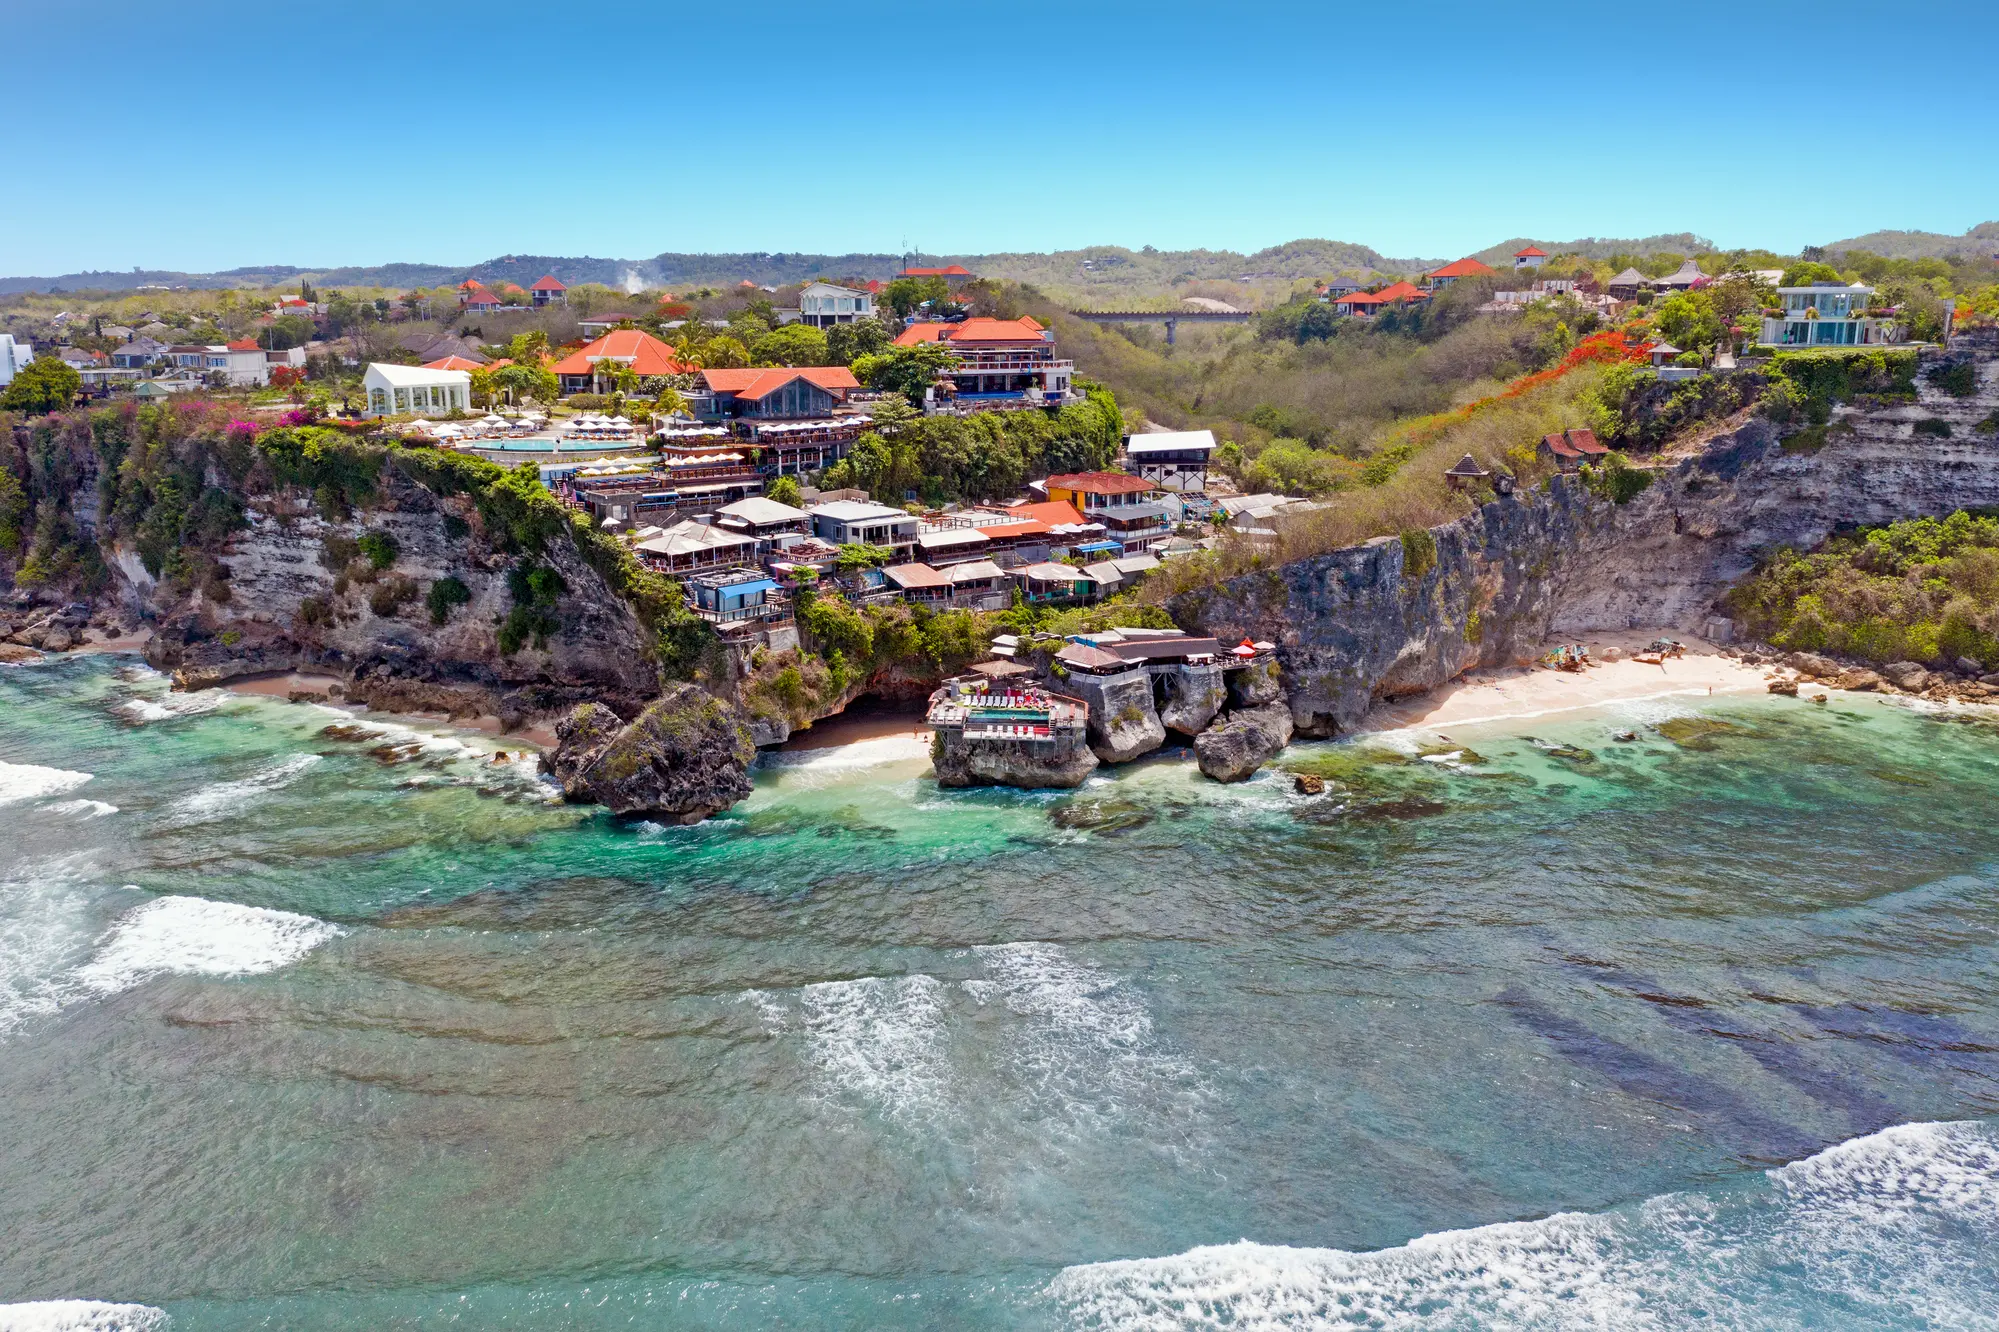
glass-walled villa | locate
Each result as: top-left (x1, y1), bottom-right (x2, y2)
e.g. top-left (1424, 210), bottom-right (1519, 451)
top-left (1760, 282), bottom-right (1902, 347)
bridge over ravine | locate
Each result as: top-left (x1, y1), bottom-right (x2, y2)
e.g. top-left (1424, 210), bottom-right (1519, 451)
top-left (1067, 309), bottom-right (1256, 344)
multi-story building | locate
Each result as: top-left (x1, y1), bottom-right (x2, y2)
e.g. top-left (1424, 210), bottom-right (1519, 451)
top-left (797, 282), bottom-right (875, 328)
top-left (0, 332), bottom-right (36, 384)
top-left (1044, 472), bottom-right (1172, 551)
top-left (807, 500), bottom-right (920, 557)
top-left (1760, 282), bottom-right (1904, 348)
top-left (1122, 429), bottom-right (1216, 493)
top-left (692, 366), bottom-right (867, 477)
top-left (530, 274), bottom-right (568, 307)
top-left (893, 316), bottom-right (1076, 411)
top-left (550, 329), bottom-right (691, 394)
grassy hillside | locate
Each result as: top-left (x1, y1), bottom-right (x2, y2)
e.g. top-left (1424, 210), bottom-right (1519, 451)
top-left (1821, 222), bottom-right (1999, 261)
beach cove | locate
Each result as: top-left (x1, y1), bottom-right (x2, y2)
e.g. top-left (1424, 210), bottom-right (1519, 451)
top-left (4, 651), bottom-right (1999, 1330)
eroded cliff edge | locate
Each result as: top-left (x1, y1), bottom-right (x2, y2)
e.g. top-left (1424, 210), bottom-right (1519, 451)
top-left (1171, 345), bottom-right (1999, 737)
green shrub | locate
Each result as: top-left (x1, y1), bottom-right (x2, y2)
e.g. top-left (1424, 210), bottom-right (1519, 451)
top-left (1584, 453), bottom-right (1654, 504)
top-left (1913, 418), bottom-right (1953, 439)
top-left (357, 530), bottom-right (399, 569)
top-left (1400, 527), bottom-right (1437, 580)
top-left (441, 513), bottom-right (470, 540)
top-left (297, 596), bottom-right (331, 627)
top-left (368, 576), bottom-right (417, 617)
top-left (1932, 360), bottom-right (1977, 398)
top-left (425, 575), bottom-right (471, 625)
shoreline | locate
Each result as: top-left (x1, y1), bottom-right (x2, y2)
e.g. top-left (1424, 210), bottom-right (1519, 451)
top-left (1359, 630), bottom-right (1779, 734)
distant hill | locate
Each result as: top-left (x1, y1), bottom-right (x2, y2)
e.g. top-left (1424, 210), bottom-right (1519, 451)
top-left (1820, 222), bottom-right (1999, 260)
top-left (1468, 234), bottom-right (1716, 266)
top-left (0, 240), bottom-right (1444, 303)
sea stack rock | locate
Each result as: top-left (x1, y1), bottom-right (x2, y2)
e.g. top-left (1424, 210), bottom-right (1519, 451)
top-left (1194, 703), bottom-right (1296, 783)
top-left (543, 686), bottom-right (756, 822)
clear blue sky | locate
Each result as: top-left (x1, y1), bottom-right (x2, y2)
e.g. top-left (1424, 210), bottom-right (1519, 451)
top-left (4, 0), bottom-right (1994, 275)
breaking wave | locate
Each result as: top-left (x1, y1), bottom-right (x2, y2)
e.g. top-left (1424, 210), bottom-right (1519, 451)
top-left (0, 1302), bottom-right (169, 1331)
top-left (0, 761), bottom-right (93, 806)
top-left (75, 895), bottom-right (343, 996)
top-left (797, 974), bottom-right (951, 1122)
top-left (114, 690), bottom-right (225, 724)
top-left (1048, 1119), bottom-right (1999, 1331)
top-left (167, 753), bottom-right (320, 821)
top-left (40, 800), bottom-right (118, 819)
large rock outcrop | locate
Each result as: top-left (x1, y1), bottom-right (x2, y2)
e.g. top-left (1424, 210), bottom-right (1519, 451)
top-left (1059, 668), bottom-right (1167, 763)
top-left (542, 687), bottom-right (756, 821)
top-left (1157, 664), bottom-right (1226, 736)
top-left (931, 730), bottom-right (1099, 789)
top-left (1194, 703), bottom-right (1295, 782)
top-left (1173, 344), bottom-right (1999, 738)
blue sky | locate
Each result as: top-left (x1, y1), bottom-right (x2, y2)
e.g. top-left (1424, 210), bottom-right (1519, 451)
top-left (3, 0), bottom-right (1994, 275)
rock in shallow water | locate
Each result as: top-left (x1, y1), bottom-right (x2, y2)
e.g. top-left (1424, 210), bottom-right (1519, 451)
top-left (1194, 703), bottom-right (1294, 783)
top-left (542, 687), bottom-right (756, 822)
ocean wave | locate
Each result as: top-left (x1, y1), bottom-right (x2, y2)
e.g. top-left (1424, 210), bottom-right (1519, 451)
top-left (1048, 1119), bottom-right (1999, 1331)
top-left (0, 761), bottom-right (93, 807)
top-left (797, 973), bottom-right (951, 1121)
top-left (0, 1301), bottom-right (169, 1331)
top-left (968, 942), bottom-right (1205, 1136)
top-left (760, 734), bottom-right (934, 780)
top-left (0, 863), bottom-right (97, 1037)
top-left (113, 689), bottom-right (225, 724)
top-left (74, 894), bottom-right (343, 996)
top-left (39, 799), bottom-right (118, 819)
top-left (167, 753), bottom-right (320, 821)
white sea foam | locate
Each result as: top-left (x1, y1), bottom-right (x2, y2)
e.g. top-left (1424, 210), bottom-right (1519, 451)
top-left (760, 735), bottom-right (934, 784)
top-left (0, 1301), bottom-right (169, 1331)
top-left (40, 800), bottom-right (118, 819)
top-left (1049, 1119), bottom-right (1999, 1331)
top-left (0, 761), bottom-right (93, 806)
top-left (968, 942), bottom-right (1201, 1132)
top-left (798, 973), bottom-right (951, 1121)
top-left (114, 689), bottom-right (225, 724)
top-left (0, 863), bottom-right (98, 1037)
top-left (167, 753), bottom-right (320, 821)
top-left (74, 894), bottom-right (343, 996)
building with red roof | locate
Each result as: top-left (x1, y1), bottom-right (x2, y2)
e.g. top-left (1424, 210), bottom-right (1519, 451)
top-left (693, 366), bottom-right (867, 476)
top-left (893, 315), bottom-right (1074, 409)
top-left (1044, 473), bottom-right (1171, 550)
top-left (530, 274), bottom-right (568, 307)
top-left (423, 355), bottom-right (488, 372)
top-left (900, 264), bottom-right (972, 286)
top-left (550, 329), bottom-right (691, 392)
top-left (1425, 258), bottom-right (1500, 289)
top-left (1514, 246), bottom-right (1549, 271)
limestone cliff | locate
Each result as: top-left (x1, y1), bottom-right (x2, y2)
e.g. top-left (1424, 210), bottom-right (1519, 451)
top-left (543, 689), bottom-right (756, 821)
top-left (1173, 344), bottom-right (1999, 737)
top-left (138, 467), bottom-right (658, 721)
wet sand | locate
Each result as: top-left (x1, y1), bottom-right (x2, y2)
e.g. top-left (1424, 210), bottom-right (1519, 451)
top-left (1365, 631), bottom-right (1777, 731)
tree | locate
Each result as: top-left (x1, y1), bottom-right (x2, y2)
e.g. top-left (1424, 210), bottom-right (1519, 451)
top-left (826, 317), bottom-right (895, 366)
top-left (1780, 261), bottom-right (1844, 288)
top-left (835, 542), bottom-right (893, 571)
top-left (1653, 291), bottom-right (1724, 351)
top-left (699, 336), bottom-right (751, 369)
top-left (592, 359), bottom-right (639, 395)
top-left (491, 362), bottom-right (558, 406)
top-left (0, 356), bottom-right (81, 414)
top-left (766, 475), bottom-right (803, 508)
top-left (259, 314), bottom-right (316, 350)
top-left (881, 276), bottom-right (950, 320)
top-left (853, 342), bottom-right (956, 407)
top-left (751, 323), bottom-right (829, 367)
top-left (506, 331), bottom-right (551, 365)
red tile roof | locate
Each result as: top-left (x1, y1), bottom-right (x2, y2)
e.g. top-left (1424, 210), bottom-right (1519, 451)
top-left (1427, 258), bottom-right (1499, 280)
top-left (549, 329), bottom-right (692, 377)
top-left (459, 279), bottom-right (487, 291)
top-left (1564, 427), bottom-right (1607, 455)
top-left (464, 289), bottom-right (504, 306)
top-left (530, 274), bottom-right (567, 291)
top-left (1337, 290), bottom-right (1393, 306)
top-left (894, 316), bottom-right (1046, 347)
top-left (225, 339), bottom-right (260, 351)
top-left (901, 265), bottom-right (971, 277)
top-left (1542, 432), bottom-right (1581, 458)
top-left (698, 366), bottom-right (860, 399)
top-left (1372, 281), bottom-right (1430, 302)
top-left (1514, 246), bottom-right (1548, 257)
top-left (423, 355), bottom-right (487, 372)
top-left (1009, 500), bottom-right (1087, 527)
top-left (1047, 471), bottom-right (1155, 496)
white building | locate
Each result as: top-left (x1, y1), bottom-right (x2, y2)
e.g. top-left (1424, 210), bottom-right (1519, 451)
top-left (1759, 282), bottom-right (1902, 348)
top-left (797, 282), bottom-right (875, 328)
top-left (1123, 430), bottom-right (1217, 492)
top-left (0, 335), bottom-right (35, 385)
top-left (363, 362), bottom-right (472, 417)
top-left (807, 499), bottom-right (919, 553)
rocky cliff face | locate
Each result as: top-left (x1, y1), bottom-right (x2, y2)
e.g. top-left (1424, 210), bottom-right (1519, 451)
top-left (931, 728), bottom-right (1100, 789)
top-left (542, 688), bottom-right (756, 821)
top-left (1174, 345), bottom-right (1999, 738)
top-left (139, 468), bottom-right (658, 721)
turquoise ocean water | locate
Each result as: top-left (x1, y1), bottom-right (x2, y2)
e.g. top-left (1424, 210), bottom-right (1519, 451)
top-left (3, 654), bottom-right (1998, 1330)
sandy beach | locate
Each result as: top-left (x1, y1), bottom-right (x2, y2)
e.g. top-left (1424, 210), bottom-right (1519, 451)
top-left (1364, 630), bottom-right (1781, 732)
